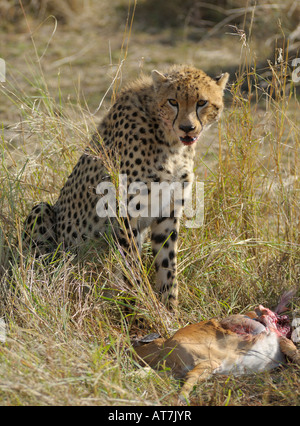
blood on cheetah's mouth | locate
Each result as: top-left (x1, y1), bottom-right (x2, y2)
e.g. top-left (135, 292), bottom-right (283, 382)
top-left (180, 136), bottom-right (197, 146)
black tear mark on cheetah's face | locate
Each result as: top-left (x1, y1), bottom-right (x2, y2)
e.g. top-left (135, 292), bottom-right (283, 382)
top-left (152, 66), bottom-right (229, 147)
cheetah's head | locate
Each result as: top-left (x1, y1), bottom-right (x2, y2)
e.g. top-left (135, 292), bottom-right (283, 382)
top-left (152, 65), bottom-right (229, 146)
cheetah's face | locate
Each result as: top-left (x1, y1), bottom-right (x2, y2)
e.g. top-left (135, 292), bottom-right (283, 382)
top-left (152, 67), bottom-right (229, 146)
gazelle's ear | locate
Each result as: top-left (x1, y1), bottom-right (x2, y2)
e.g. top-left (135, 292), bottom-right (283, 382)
top-left (215, 72), bottom-right (229, 90)
top-left (151, 70), bottom-right (168, 90)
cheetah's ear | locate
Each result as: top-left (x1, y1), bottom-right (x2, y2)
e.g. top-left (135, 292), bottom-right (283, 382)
top-left (151, 70), bottom-right (168, 90)
top-left (215, 72), bottom-right (229, 90)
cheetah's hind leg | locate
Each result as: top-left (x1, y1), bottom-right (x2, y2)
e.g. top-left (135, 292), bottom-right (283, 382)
top-left (23, 202), bottom-right (57, 257)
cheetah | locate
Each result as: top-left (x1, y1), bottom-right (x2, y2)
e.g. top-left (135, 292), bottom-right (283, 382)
top-left (23, 65), bottom-right (229, 309)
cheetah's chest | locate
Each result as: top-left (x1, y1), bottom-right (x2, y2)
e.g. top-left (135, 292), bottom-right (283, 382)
top-left (119, 147), bottom-right (194, 228)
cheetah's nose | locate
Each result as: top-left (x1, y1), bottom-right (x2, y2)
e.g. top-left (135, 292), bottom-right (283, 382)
top-left (179, 124), bottom-right (196, 134)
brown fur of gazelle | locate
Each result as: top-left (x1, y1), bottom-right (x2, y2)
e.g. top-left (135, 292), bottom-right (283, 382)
top-left (134, 292), bottom-right (299, 403)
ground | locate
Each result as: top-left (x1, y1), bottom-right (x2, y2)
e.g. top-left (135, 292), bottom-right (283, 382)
top-left (0, 0), bottom-right (299, 406)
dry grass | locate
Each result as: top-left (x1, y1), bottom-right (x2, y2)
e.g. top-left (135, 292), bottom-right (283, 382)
top-left (0, 0), bottom-right (299, 406)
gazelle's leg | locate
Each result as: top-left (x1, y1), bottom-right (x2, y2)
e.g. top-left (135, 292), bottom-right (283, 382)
top-left (279, 337), bottom-right (300, 364)
top-left (178, 361), bottom-right (219, 405)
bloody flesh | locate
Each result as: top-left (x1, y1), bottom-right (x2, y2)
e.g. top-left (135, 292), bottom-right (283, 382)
top-left (255, 305), bottom-right (291, 338)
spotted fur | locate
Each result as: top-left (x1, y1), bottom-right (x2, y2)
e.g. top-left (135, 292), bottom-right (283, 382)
top-left (23, 65), bottom-right (229, 309)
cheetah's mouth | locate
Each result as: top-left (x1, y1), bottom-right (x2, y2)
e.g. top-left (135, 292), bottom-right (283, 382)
top-left (180, 136), bottom-right (197, 146)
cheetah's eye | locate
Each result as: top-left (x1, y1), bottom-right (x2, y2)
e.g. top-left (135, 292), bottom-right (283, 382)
top-left (168, 99), bottom-right (178, 107)
top-left (197, 100), bottom-right (208, 108)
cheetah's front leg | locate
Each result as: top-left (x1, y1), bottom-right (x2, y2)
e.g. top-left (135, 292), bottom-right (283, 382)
top-left (151, 217), bottom-right (180, 310)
